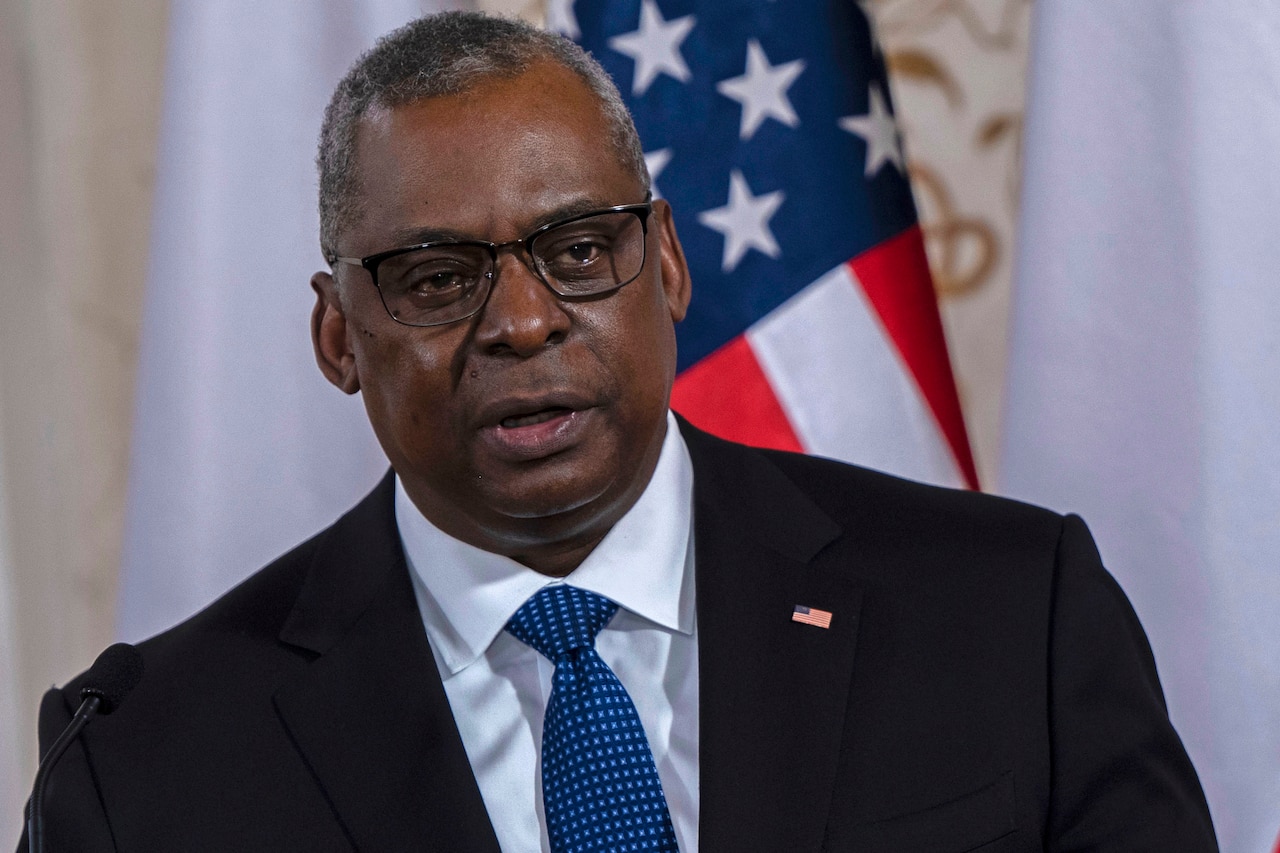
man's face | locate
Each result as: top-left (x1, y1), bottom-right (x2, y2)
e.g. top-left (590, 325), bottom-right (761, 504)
top-left (311, 61), bottom-right (690, 575)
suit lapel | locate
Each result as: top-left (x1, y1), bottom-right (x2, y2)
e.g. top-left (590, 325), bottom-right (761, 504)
top-left (273, 474), bottom-right (501, 853)
top-left (683, 423), bottom-right (865, 852)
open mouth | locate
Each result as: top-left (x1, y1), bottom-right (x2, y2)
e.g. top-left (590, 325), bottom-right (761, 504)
top-left (500, 407), bottom-right (573, 429)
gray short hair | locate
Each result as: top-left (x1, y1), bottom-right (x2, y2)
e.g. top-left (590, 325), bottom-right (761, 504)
top-left (317, 12), bottom-right (648, 260)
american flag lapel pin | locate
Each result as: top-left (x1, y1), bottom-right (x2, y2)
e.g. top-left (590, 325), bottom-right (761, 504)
top-left (792, 604), bottom-right (833, 629)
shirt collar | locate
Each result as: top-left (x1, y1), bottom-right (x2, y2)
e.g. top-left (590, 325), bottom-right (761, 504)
top-left (397, 411), bottom-right (695, 676)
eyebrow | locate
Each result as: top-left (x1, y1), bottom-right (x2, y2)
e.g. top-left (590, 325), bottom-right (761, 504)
top-left (383, 225), bottom-right (476, 247)
top-left (380, 196), bottom-right (642, 250)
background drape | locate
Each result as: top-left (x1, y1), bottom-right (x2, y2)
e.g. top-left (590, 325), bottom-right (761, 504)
top-left (1005, 2), bottom-right (1280, 849)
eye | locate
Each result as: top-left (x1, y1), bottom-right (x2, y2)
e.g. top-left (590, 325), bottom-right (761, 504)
top-left (539, 231), bottom-right (615, 278)
top-left (379, 248), bottom-right (487, 303)
top-left (529, 210), bottom-right (644, 291)
top-left (404, 264), bottom-right (471, 293)
top-left (559, 239), bottom-right (607, 266)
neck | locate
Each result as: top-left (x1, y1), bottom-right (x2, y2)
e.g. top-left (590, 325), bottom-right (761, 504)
top-left (399, 451), bottom-right (661, 578)
top-left (511, 535), bottom-right (608, 577)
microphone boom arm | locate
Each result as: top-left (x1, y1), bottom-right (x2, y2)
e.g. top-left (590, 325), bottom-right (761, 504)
top-left (26, 694), bottom-right (103, 853)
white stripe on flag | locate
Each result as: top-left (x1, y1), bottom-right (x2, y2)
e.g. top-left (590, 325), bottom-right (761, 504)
top-left (1005, 2), bottom-right (1280, 849)
top-left (749, 263), bottom-right (961, 487)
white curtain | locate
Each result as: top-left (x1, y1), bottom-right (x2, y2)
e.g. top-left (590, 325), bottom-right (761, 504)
top-left (1005, 2), bottom-right (1280, 849)
top-left (0, 414), bottom-right (21, 853)
top-left (117, 0), bottom-right (472, 643)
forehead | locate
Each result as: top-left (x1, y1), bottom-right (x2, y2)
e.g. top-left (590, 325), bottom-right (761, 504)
top-left (347, 61), bottom-right (642, 248)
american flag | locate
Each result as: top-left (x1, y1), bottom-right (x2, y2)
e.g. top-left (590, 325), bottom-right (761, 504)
top-left (791, 605), bottom-right (834, 630)
top-left (561, 0), bottom-right (977, 489)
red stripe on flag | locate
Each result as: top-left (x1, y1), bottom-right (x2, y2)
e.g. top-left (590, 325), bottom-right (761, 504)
top-left (848, 226), bottom-right (980, 490)
top-left (672, 335), bottom-right (804, 452)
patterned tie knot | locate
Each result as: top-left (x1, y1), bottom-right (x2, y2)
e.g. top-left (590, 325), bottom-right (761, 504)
top-left (505, 585), bottom-right (619, 663)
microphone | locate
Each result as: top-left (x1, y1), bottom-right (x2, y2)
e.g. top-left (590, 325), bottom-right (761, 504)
top-left (25, 643), bottom-right (144, 853)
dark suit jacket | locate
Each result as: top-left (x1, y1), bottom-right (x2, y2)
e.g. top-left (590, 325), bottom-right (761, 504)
top-left (24, 423), bottom-right (1217, 851)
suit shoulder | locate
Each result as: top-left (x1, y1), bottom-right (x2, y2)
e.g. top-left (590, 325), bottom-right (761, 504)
top-left (142, 524), bottom-right (326, 651)
top-left (680, 422), bottom-right (1075, 594)
top-left (47, 529), bottom-right (323, 723)
top-left (134, 472), bottom-right (397, 654)
top-left (750, 441), bottom-right (1065, 542)
top-left (783, 444), bottom-right (1047, 505)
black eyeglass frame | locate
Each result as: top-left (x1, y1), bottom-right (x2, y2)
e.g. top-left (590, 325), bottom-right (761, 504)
top-left (329, 196), bottom-right (655, 328)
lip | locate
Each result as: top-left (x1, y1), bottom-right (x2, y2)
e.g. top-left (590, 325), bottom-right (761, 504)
top-left (475, 392), bottom-right (599, 461)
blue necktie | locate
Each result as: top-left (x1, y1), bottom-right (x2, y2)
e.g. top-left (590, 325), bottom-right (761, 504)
top-left (506, 585), bottom-right (679, 853)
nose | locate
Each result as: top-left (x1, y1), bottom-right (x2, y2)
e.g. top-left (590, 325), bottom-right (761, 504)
top-left (471, 251), bottom-right (571, 357)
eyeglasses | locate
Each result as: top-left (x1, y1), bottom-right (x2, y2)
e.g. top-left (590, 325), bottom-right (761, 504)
top-left (330, 198), bottom-right (653, 327)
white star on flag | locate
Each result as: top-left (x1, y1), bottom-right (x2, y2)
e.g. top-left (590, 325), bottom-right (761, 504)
top-left (838, 84), bottom-right (904, 176)
top-left (608, 0), bottom-right (697, 95)
top-left (716, 39), bottom-right (806, 140)
top-left (644, 147), bottom-right (673, 198)
top-left (697, 169), bottom-right (785, 272)
top-left (545, 0), bottom-right (580, 39)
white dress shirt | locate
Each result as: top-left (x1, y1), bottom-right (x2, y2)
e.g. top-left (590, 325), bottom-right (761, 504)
top-left (396, 412), bottom-right (699, 853)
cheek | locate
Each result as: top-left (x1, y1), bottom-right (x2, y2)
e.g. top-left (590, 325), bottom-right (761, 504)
top-left (626, 282), bottom-right (680, 379)
top-left (353, 324), bottom-right (467, 442)
top-left (354, 318), bottom-right (461, 384)
top-left (587, 285), bottom-right (679, 405)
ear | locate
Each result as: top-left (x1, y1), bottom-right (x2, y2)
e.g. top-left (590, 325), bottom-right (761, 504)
top-left (311, 270), bottom-right (361, 394)
top-left (653, 200), bottom-right (692, 323)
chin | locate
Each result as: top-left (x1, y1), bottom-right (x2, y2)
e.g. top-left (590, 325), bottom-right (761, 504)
top-left (485, 473), bottom-right (616, 524)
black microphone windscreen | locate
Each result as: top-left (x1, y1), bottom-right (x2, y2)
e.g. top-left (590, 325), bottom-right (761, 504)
top-left (79, 643), bottom-right (144, 715)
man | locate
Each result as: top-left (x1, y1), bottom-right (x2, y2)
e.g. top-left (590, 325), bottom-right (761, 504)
top-left (24, 12), bottom-right (1216, 852)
